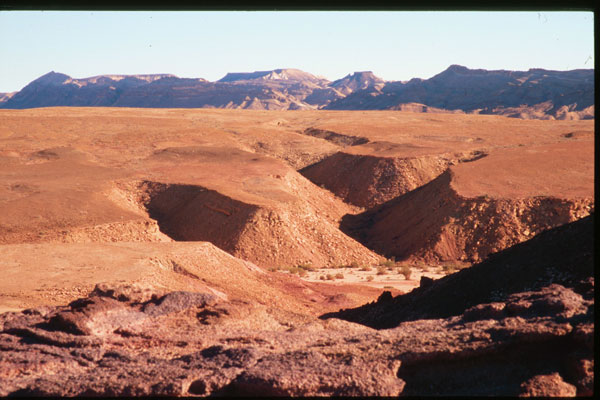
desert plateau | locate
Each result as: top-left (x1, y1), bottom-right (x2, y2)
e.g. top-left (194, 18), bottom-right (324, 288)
top-left (0, 102), bottom-right (594, 396)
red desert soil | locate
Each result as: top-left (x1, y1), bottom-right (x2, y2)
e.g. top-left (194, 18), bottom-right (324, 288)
top-left (0, 108), bottom-right (593, 295)
top-left (0, 108), bottom-right (593, 396)
top-left (0, 241), bottom-right (382, 315)
top-left (340, 139), bottom-right (593, 263)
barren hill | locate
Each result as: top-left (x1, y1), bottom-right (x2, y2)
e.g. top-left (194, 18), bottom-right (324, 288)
top-left (0, 66), bottom-right (593, 119)
top-left (0, 108), bottom-right (592, 270)
top-left (0, 107), bottom-right (594, 396)
top-left (339, 141), bottom-right (593, 263)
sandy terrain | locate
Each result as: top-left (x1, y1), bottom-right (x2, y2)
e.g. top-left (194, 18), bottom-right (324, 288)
top-left (0, 107), bottom-right (594, 396)
top-left (0, 107), bottom-right (593, 312)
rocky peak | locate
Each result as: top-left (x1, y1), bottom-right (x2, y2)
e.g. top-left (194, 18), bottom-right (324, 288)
top-left (30, 71), bottom-right (71, 86)
top-left (330, 71), bottom-right (384, 93)
top-left (445, 64), bottom-right (471, 74)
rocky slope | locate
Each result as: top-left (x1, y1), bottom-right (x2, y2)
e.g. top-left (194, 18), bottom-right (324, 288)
top-left (300, 150), bottom-right (453, 208)
top-left (0, 215), bottom-right (593, 396)
top-left (1, 66), bottom-right (593, 119)
top-left (338, 140), bottom-right (594, 263)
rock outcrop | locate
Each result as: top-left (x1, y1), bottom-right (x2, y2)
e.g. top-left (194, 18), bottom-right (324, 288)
top-left (0, 216), bottom-right (593, 396)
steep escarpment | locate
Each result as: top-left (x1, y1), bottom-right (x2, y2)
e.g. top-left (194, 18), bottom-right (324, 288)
top-left (327, 214), bottom-right (594, 326)
top-left (300, 151), bottom-right (453, 208)
top-left (342, 169), bottom-right (592, 263)
top-left (339, 139), bottom-right (594, 262)
top-left (131, 178), bottom-right (380, 269)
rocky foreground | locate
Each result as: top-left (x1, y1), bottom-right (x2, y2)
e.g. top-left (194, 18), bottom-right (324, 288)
top-left (0, 215), bottom-right (593, 396)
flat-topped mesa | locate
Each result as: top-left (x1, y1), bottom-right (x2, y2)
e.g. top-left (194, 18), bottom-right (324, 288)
top-left (30, 72), bottom-right (181, 87)
top-left (66, 73), bottom-right (180, 86)
top-left (0, 147), bottom-right (170, 245)
top-left (218, 68), bottom-right (326, 84)
top-left (341, 142), bottom-right (594, 263)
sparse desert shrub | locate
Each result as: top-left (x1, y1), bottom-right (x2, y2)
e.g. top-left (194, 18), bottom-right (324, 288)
top-left (335, 273), bottom-right (344, 279)
top-left (326, 274), bottom-right (334, 280)
top-left (360, 265), bottom-right (371, 272)
top-left (297, 263), bottom-right (315, 271)
top-left (442, 263), bottom-right (464, 273)
top-left (287, 266), bottom-right (301, 275)
top-left (350, 261), bottom-right (360, 268)
top-left (376, 266), bottom-right (387, 275)
top-left (379, 260), bottom-right (396, 268)
top-left (319, 275), bottom-right (326, 280)
top-left (399, 265), bottom-right (412, 280)
top-left (366, 276), bottom-right (374, 282)
top-left (268, 266), bottom-right (279, 272)
top-left (380, 257), bottom-right (396, 268)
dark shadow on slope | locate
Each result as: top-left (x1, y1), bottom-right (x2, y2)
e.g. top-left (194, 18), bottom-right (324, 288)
top-left (301, 127), bottom-right (369, 147)
top-left (398, 336), bottom-right (574, 396)
top-left (322, 214), bottom-right (594, 329)
top-left (139, 181), bottom-right (259, 252)
top-left (338, 170), bottom-right (457, 259)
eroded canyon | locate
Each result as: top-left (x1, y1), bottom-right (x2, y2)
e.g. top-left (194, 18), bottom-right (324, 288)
top-left (0, 108), bottom-right (594, 396)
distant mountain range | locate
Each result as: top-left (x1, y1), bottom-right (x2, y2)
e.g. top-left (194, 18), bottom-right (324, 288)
top-left (0, 66), bottom-right (594, 120)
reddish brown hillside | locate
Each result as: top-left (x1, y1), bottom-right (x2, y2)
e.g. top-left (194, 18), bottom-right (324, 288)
top-left (327, 214), bottom-right (594, 327)
top-left (301, 151), bottom-right (452, 208)
top-left (341, 141), bottom-right (593, 262)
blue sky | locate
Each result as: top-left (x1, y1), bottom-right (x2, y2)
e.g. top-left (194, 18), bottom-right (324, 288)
top-left (0, 11), bottom-right (594, 92)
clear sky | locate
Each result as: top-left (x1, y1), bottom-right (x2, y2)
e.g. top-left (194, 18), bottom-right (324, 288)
top-left (0, 11), bottom-right (594, 92)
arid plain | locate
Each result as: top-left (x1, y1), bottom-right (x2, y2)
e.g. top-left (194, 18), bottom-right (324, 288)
top-left (0, 107), bottom-right (594, 396)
